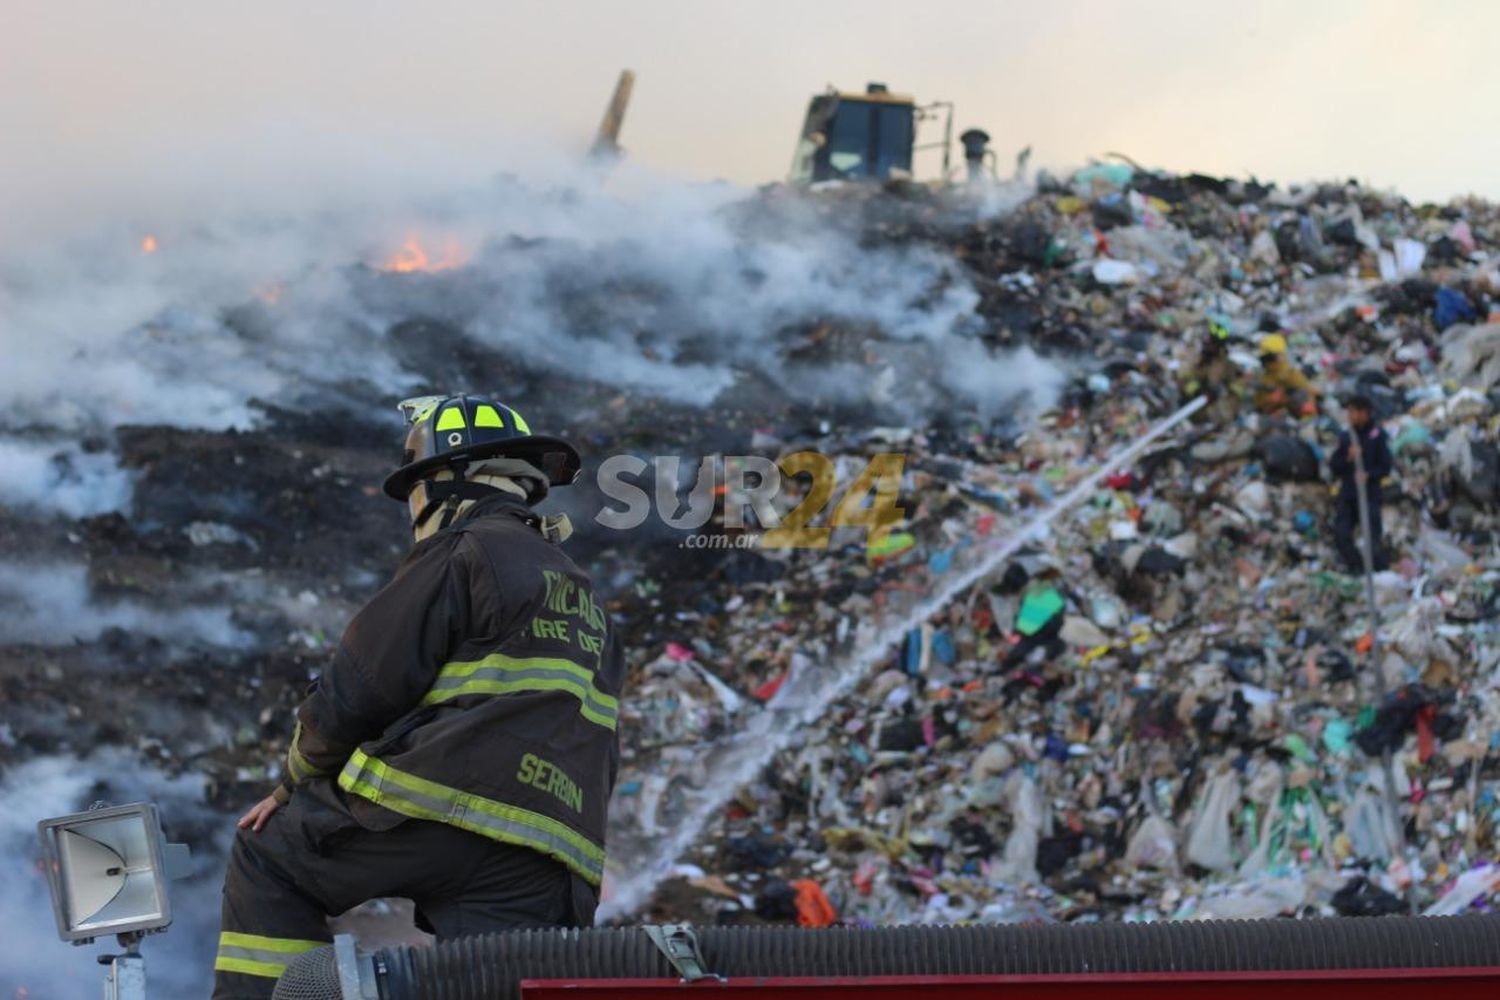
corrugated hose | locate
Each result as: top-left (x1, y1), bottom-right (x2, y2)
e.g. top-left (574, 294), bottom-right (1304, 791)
top-left (272, 915), bottom-right (1500, 1000)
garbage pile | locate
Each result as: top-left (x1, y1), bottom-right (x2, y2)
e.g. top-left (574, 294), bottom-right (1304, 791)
top-left (5, 158), bottom-right (1500, 958)
top-left (613, 165), bottom-right (1500, 926)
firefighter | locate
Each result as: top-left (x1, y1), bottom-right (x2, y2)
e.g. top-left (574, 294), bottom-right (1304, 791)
top-left (1253, 333), bottom-right (1319, 415)
top-left (1330, 393), bottom-right (1393, 573)
top-left (1179, 324), bottom-right (1242, 423)
top-left (213, 394), bottom-right (624, 999)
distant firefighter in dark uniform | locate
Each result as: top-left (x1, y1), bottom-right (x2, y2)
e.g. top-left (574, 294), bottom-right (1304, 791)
top-left (1330, 394), bottom-right (1393, 573)
top-left (213, 394), bottom-right (624, 999)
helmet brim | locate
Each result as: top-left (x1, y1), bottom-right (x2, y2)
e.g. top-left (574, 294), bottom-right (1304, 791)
top-left (382, 434), bottom-right (582, 500)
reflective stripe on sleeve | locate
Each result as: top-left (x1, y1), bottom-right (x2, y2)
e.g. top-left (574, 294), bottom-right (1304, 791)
top-left (286, 719), bottom-right (329, 783)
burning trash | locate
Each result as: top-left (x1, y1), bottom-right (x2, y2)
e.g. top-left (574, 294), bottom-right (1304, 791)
top-left (380, 235), bottom-right (466, 273)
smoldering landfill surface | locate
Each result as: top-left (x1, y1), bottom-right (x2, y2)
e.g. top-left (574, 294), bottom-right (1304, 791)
top-left (7, 152), bottom-right (1500, 994)
top-left (0, 158), bottom-right (1056, 993)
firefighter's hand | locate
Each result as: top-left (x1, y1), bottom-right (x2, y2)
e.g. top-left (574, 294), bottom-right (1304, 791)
top-left (237, 794), bottom-right (283, 832)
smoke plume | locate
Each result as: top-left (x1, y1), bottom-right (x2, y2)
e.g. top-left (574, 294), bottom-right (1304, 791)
top-left (0, 144), bottom-right (1060, 438)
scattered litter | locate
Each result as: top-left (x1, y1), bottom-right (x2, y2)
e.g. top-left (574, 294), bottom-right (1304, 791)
top-left (612, 168), bottom-right (1500, 928)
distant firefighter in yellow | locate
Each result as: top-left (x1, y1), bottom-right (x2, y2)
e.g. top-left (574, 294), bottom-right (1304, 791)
top-left (1254, 334), bottom-right (1319, 415)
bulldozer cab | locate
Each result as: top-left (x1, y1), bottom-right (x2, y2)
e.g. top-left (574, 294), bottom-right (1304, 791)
top-left (789, 83), bottom-right (916, 183)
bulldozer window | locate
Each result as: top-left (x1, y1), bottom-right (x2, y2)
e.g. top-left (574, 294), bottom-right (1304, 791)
top-left (826, 104), bottom-right (871, 177)
top-left (874, 103), bottom-right (914, 178)
top-left (823, 100), bottom-right (914, 180)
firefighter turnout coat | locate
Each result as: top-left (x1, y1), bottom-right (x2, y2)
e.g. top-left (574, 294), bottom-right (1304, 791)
top-left (283, 493), bottom-right (624, 886)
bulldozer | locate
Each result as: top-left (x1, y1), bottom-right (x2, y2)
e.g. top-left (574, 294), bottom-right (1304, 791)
top-left (588, 73), bottom-right (995, 185)
top-left (787, 82), bottom-right (995, 185)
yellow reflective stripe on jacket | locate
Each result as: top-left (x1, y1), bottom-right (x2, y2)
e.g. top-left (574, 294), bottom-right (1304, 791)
top-left (286, 719), bottom-right (328, 783)
top-left (420, 654), bottom-right (618, 731)
top-left (337, 748), bottom-right (605, 885)
top-left (214, 931), bottom-right (326, 979)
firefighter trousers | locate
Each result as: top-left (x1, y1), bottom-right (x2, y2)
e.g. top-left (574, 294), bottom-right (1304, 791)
top-left (213, 778), bottom-right (596, 999)
top-left (1333, 490), bottom-right (1386, 573)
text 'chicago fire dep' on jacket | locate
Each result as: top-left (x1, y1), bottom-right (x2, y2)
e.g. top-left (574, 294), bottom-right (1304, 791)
top-left (280, 492), bottom-right (624, 885)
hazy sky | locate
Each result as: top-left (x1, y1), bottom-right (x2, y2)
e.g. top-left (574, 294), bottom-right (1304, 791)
top-left (4, 0), bottom-right (1499, 237)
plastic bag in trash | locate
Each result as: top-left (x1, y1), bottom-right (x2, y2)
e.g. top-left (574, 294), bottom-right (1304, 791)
top-left (1423, 865), bottom-right (1500, 916)
top-left (1258, 435), bottom-right (1321, 483)
top-left (1344, 787), bottom-right (1401, 862)
top-left (1124, 814), bottom-right (1179, 873)
top-left (1185, 767), bottom-right (1241, 871)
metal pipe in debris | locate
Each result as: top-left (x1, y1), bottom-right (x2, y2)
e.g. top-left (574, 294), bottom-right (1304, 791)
top-left (1350, 422), bottom-right (1412, 904)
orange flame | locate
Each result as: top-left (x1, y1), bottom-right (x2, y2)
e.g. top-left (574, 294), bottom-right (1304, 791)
top-left (255, 282), bottom-right (284, 306)
top-left (140, 234), bottom-right (159, 254)
top-left (382, 235), bottom-right (465, 273)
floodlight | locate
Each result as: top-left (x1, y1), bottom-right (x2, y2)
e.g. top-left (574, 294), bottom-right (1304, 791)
top-left (37, 801), bottom-right (191, 944)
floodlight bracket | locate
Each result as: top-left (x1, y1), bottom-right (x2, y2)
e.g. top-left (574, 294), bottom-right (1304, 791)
top-left (103, 950), bottom-right (146, 1000)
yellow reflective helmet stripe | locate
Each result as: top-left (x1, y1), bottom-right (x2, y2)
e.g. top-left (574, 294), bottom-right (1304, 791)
top-left (434, 405), bottom-right (467, 432)
top-left (508, 407), bottom-right (531, 434)
top-left (474, 404), bottom-right (505, 428)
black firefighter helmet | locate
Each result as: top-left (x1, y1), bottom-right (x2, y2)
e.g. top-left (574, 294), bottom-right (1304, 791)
top-left (383, 394), bottom-right (582, 506)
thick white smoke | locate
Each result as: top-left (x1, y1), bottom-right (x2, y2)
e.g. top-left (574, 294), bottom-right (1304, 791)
top-left (0, 143), bottom-right (1060, 437)
top-left (0, 438), bottom-right (135, 517)
top-left (0, 563), bottom-right (250, 647)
